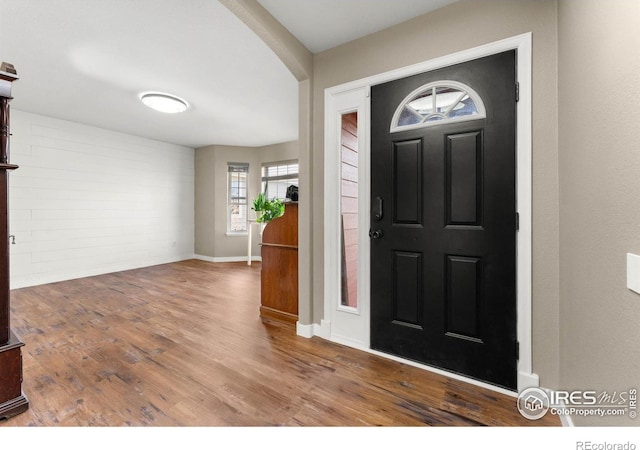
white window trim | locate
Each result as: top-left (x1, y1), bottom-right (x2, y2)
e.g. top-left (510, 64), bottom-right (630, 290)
top-left (320, 33), bottom-right (534, 397)
top-left (261, 160), bottom-right (299, 200)
top-left (227, 163), bottom-right (249, 234)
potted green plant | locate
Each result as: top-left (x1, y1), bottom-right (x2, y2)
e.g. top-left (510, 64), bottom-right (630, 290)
top-left (252, 188), bottom-right (285, 224)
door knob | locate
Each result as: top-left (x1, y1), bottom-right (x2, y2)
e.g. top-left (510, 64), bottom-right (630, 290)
top-left (369, 229), bottom-right (383, 239)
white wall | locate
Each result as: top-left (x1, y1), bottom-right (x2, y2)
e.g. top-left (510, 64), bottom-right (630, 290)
top-left (8, 110), bottom-right (195, 289)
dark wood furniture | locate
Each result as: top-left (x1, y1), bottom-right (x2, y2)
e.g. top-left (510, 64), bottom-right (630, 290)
top-left (260, 202), bottom-right (298, 324)
top-left (0, 62), bottom-right (28, 419)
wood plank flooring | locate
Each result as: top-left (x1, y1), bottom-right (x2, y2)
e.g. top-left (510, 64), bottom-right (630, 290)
top-left (1, 260), bottom-right (560, 427)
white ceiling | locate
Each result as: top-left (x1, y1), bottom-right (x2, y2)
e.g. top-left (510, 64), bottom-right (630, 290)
top-left (258, 0), bottom-right (459, 53)
top-left (0, 0), bottom-right (457, 149)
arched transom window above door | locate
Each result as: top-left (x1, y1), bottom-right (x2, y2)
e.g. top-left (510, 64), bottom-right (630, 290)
top-left (390, 80), bottom-right (486, 133)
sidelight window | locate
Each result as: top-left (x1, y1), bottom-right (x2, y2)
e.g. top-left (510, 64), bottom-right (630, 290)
top-left (390, 80), bottom-right (486, 133)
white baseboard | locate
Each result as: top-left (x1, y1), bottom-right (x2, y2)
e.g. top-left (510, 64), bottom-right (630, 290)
top-left (518, 371), bottom-right (540, 390)
top-left (296, 322), bottom-right (314, 338)
top-left (317, 319), bottom-right (331, 340)
top-left (297, 322), bottom-right (329, 339)
top-left (193, 254), bottom-right (262, 263)
top-left (328, 334), bottom-right (368, 351)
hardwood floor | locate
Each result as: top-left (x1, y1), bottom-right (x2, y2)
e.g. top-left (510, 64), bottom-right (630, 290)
top-left (1, 260), bottom-right (560, 427)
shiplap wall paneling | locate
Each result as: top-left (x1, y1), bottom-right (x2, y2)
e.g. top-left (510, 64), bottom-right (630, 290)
top-left (8, 110), bottom-right (195, 289)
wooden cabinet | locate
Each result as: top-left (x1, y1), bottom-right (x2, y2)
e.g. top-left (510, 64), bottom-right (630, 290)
top-left (0, 63), bottom-right (28, 419)
top-left (260, 202), bottom-right (298, 324)
top-left (0, 332), bottom-right (27, 418)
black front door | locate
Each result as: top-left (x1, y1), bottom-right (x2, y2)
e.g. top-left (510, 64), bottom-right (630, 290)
top-left (370, 51), bottom-right (518, 390)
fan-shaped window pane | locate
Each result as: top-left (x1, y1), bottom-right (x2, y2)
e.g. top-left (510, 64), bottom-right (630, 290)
top-left (434, 87), bottom-right (464, 113)
top-left (408, 89), bottom-right (435, 117)
top-left (398, 107), bottom-right (422, 126)
top-left (449, 94), bottom-right (479, 118)
top-left (391, 81), bottom-right (485, 132)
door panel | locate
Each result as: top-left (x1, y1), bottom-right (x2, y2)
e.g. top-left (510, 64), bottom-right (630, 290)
top-left (392, 251), bottom-right (423, 328)
top-left (446, 131), bottom-right (482, 226)
top-left (393, 140), bottom-right (423, 225)
top-left (446, 255), bottom-right (482, 341)
top-left (370, 51), bottom-right (517, 390)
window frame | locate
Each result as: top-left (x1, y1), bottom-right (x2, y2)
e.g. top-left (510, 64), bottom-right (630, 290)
top-left (390, 80), bottom-right (486, 133)
top-left (261, 159), bottom-right (299, 201)
top-left (227, 162), bottom-right (249, 235)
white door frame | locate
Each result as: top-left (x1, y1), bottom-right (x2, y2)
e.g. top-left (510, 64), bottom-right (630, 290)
top-left (321, 87), bottom-right (371, 349)
top-left (318, 33), bottom-right (536, 396)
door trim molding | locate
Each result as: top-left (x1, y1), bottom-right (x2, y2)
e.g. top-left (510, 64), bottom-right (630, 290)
top-left (322, 86), bottom-right (371, 347)
top-left (320, 33), bottom-right (535, 394)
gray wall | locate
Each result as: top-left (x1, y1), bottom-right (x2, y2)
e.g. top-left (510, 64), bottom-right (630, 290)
top-left (558, 0), bottom-right (640, 426)
top-left (311, 0), bottom-right (561, 388)
top-left (194, 141), bottom-right (298, 259)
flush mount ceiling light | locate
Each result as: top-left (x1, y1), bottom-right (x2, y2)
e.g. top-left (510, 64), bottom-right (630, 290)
top-left (140, 92), bottom-right (188, 114)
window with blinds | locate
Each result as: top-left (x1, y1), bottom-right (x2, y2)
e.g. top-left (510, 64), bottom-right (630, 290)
top-left (261, 160), bottom-right (298, 201)
top-left (228, 163), bottom-right (249, 233)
